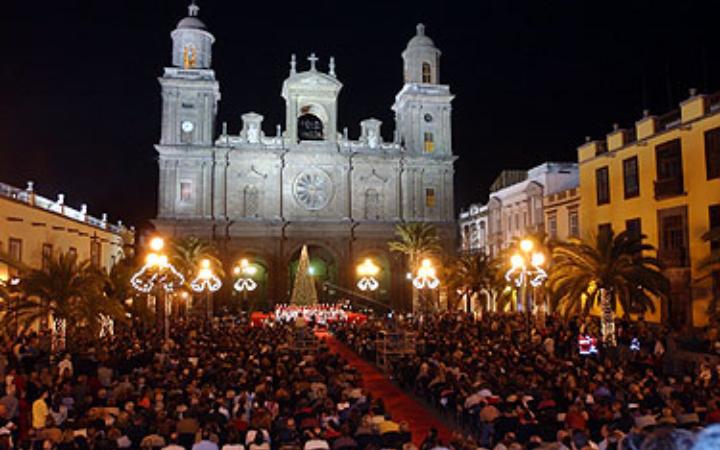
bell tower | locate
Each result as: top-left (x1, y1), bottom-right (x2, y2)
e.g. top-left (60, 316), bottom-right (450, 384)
top-left (158, 1), bottom-right (220, 147)
top-left (281, 53), bottom-right (343, 144)
top-left (393, 24), bottom-right (453, 157)
top-left (393, 24), bottom-right (456, 224)
top-left (156, 2), bottom-right (220, 220)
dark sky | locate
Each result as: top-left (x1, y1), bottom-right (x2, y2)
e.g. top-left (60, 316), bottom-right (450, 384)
top-left (1, 0), bottom-right (718, 229)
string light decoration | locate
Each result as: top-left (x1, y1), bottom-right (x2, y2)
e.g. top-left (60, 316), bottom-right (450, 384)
top-left (505, 250), bottom-right (548, 288)
top-left (413, 259), bottom-right (440, 289)
top-left (130, 237), bottom-right (185, 341)
top-left (356, 258), bottom-right (380, 291)
top-left (51, 318), bottom-right (67, 352)
top-left (130, 238), bottom-right (185, 293)
top-left (233, 259), bottom-right (257, 292)
top-left (504, 238), bottom-right (548, 338)
top-left (99, 314), bottom-right (114, 338)
top-left (190, 259), bottom-right (223, 293)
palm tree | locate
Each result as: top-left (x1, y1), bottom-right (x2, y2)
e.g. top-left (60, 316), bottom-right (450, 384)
top-left (448, 252), bottom-right (497, 312)
top-left (105, 256), bottom-right (152, 326)
top-left (697, 227), bottom-right (720, 319)
top-left (0, 251), bottom-right (30, 339)
top-left (388, 222), bottom-right (442, 269)
top-left (547, 229), bottom-right (670, 346)
top-left (0, 282), bottom-right (14, 337)
top-left (5, 252), bottom-right (124, 345)
top-left (389, 222), bottom-right (442, 312)
top-left (169, 236), bottom-right (224, 280)
top-left (169, 236), bottom-right (224, 316)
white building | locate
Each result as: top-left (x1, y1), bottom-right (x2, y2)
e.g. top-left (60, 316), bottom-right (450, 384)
top-left (154, 4), bottom-right (457, 306)
top-left (458, 203), bottom-right (488, 253)
top-left (460, 162), bottom-right (578, 256)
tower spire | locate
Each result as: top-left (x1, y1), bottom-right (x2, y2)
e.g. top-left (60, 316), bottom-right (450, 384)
top-left (290, 54), bottom-right (297, 75)
top-left (329, 56), bottom-right (336, 77)
top-left (188, 0), bottom-right (199, 17)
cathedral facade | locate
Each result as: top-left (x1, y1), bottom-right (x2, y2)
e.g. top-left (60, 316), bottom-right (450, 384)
top-left (154, 4), bottom-right (456, 308)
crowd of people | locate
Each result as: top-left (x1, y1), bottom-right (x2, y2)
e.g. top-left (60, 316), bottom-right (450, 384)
top-left (0, 318), bottom-right (412, 450)
top-left (2, 310), bottom-right (720, 450)
top-left (333, 312), bottom-right (720, 450)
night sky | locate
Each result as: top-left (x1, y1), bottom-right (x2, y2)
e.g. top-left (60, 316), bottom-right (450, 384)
top-left (1, 0), bottom-right (718, 230)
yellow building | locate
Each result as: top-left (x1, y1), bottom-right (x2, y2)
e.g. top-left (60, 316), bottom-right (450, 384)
top-left (0, 181), bottom-right (134, 282)
top-left (578, 90), bottom-right (720, 327)
top-left (544, 187), bottom-right (580, 241)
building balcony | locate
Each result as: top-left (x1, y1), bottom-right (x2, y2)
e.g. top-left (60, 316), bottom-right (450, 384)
top-left (654, 178), bottom-right (684, 199)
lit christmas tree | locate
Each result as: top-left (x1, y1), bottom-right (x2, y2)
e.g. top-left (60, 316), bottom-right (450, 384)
top-left (291, 245), bottom-right (318, 305)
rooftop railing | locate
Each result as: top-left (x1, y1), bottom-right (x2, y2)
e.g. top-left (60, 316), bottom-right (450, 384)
top-left (707, 92), bottom-right (720, 113)
top-left (656, 109), bottom-right (681, 131)
top-left (0, 181), bottom-right (129, 235)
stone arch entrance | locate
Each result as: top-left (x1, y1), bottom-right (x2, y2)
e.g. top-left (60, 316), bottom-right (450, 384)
top-left (287, 244), bottom-right (338, 300)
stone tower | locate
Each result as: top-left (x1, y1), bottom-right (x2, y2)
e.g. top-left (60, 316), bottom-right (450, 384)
top-left (393, 24), bottom-right (455, 221)
top-left (157, 2), bottom-right (220, 219)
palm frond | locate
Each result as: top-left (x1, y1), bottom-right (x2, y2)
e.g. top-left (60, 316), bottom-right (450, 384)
top-left (548, 230), bottom-right (669, 320)
top-left (169, 236), bottom-right (225, 281)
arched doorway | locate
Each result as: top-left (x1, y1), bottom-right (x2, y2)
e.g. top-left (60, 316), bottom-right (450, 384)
top-left (297, 114), bottom-right (324, 140)
top-left (287, 245), bottom-right (338, 301)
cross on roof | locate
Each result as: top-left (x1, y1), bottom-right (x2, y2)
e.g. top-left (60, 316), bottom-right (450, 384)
top-left (188, 1), bottom-right (199, 17)
top-left (308, 53), bottom-right (318, 71)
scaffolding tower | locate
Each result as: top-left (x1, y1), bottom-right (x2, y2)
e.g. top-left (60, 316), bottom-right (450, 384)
top-left (375, 329), bottom-right (417, 372)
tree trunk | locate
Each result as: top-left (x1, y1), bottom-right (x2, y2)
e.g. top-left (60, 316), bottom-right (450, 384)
top-left (600, 288), bottom-right (617, 347)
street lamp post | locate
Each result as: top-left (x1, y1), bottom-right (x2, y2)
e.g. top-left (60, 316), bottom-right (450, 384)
top-left (233, 259), bottom-right (257, 311)
top-left (130, 237), bottom-right (185, 342)
top-left (190, 259), bottom-right (223, 324)
top-left (505, 238), bottom-right (547, 340)
top-left (413, 258), bottom-right (440, 315)
top-left (356, 258), bottom-right (380, 292)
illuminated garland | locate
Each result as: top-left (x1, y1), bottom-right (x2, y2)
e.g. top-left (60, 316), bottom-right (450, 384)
top-left (190, 272), bottom-right (223, 292)
top-left (357, 276), bottom-right (379, 291)
top-left (233, 277), bottom-right (257, 292)
top-left (51, 318), bottom-right (67, 352)
top-left (413, 259), bottom-right (440, 289)
top-left (504, 265), bottom-right (548, 288)
top-left (99, 314), bottom-right (114, 338)
top-left (130, 262), bottom-right (186, 293)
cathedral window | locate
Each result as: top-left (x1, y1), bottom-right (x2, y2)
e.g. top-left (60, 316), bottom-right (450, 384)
top-left (180, 181), bottom-right (193, 201)
top-left (364, 189), bottom-right (381, 220)
top-left (244, 186), bottom-right (259, 217)
top-left (298, 114), bottom-right (324, 141)
top-left (425, 188), bottom-right (436, 208)
top-left (422, 62), bottom-right (432, 83)
top-left (424, 132), bottom-right (434, 153)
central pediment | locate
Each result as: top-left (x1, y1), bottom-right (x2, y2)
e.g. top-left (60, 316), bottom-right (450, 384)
top-left (282, 70), bottom-right (343, 99)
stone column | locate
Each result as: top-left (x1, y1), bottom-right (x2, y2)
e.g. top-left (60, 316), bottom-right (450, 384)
top-left (212, 157), bottom-right (227, 220)
top-left (202, 159), bottom-right (212, 218)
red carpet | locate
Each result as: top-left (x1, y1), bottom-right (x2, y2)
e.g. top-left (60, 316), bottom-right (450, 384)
top-left (317, 332), bottom-right (455, 445)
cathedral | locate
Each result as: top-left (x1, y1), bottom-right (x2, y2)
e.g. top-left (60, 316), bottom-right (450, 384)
top-left (154, 3), bottom-right (457, 308)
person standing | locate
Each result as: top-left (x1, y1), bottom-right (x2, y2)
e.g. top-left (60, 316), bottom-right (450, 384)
top-left (31, 389), bottom-right (49, 431)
